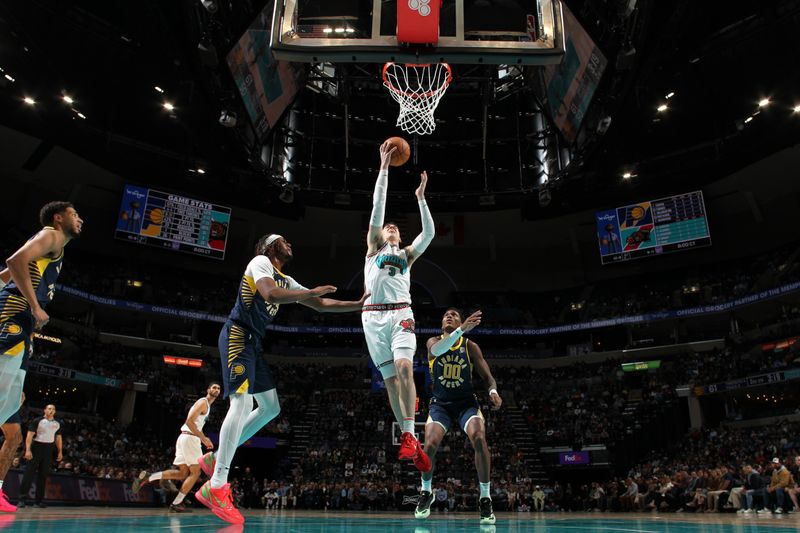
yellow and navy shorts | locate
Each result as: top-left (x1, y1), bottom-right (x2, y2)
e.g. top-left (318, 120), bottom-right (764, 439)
top-left (0, 314), bottom-right (32, 369)
top-left (426, 397), bottom-right (483, 434)
top-left (217, 321), bottom-right (274, 398)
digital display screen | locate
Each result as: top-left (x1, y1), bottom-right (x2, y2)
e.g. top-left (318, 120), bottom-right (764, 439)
top-left (115, 184), bottom-right (231, 260)
top-left (621, 360), bottom-right (662, 372)
top-left (559, 451), bottom-right (590, 465)
top-left (596, 191), bottom-right (711, 265)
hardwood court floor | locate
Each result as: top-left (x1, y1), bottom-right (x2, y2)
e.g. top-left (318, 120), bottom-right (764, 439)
top-left (3, 508), bottom-right (800, 532)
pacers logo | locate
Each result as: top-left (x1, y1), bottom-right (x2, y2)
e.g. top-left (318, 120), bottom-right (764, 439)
top-left (0, 323), bottom-right (22, 340)
top-left (409, 0), bottom-right (431, 17)
top-left (229, 363), bottom-right (246, 381)
top-left (437, 353), bottom-right (467, 389)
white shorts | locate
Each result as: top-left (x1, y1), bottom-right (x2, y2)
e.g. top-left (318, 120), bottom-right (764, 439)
top-left (361, 305), bottom-right (417, 379)
top-left (173, 433), bottom-right (202, 466)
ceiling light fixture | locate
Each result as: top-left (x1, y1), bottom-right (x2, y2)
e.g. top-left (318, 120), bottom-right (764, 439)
top-left (656, 104), bottom-right (668, 112)
top-left (622, 172), bottom-right (632, 179)
top-left (197, 168), bottom-right (206, 174)
top-left (163, 102), bottom-right (175, 112)
top-left (793, 104), bottom-right (800, 113)
top-left (665, 92), bottom-right (675, 99)
top-left (154, 86), bottom-right (164, 93)
top-left (23, 96), bottom-right (35, 105)
top-left (62, 95), bottom-right (74, 104)
top-left (758, 98), bottom-right (770, 107)
top-left (77, 112), bottom-right (86, 119)
top-left (4, 74), bottom-right (15, 82)
top-left (744, 116), bottom-right (753, 124)
top-left (334, 28), bottom-right (345, 33)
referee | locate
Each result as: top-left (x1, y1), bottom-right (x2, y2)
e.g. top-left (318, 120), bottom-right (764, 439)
top-left (18, 404), bottom-right (62, 508)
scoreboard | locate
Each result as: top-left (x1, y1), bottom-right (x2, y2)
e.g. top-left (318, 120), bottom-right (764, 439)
top-left (115, 184), bottom-right (231, 260)
top-left (596, 191), bottom-right (711, 265)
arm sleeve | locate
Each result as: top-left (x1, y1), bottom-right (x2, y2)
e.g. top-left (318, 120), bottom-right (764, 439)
top-left (430, 328), bottom-right (464, 357)
top-left (55, 420), bottom-right (62, 436)
top-left (369, 170), bottom-right (388, 228)
top-left (28, 417), bottom-right (40, 432)
top-left (249, 256), bottom-right (275, 283)
top-left (411, 199), bottom-right (435, 256)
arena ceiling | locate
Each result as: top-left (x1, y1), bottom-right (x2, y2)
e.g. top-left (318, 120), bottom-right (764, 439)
top-left (0, 1), bottom-right (799, 217)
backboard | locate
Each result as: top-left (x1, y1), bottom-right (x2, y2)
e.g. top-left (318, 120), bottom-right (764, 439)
top-left (270, 0), bottom-right (565, 65)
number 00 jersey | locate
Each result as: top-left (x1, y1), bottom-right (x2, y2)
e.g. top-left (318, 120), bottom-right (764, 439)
top-left (428, 336), bottom-right (475, 402)
top-left (364, 242), bottom-right (411, 305)
top-left (227, 255), bottom-right (306, 339)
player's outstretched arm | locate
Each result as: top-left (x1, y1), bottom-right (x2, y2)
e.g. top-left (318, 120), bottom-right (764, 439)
top-left (256, 277), bottom-right (337, 305)
top-left (406, 171), bottom-right (434, 266)
top-left (300, 290), bottom-right (371, 313)
top-left (430, 310), bottom-right (482, 357)
top-left (367, 141), bottom-right (396, 254)
top-left (470, 340), bottom-right (502, 409)
top-left (6, 229), bottom-right (62, 329)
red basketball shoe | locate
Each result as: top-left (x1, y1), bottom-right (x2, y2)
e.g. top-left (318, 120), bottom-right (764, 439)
top-left (195, 481), bottom-right (244, 524)
top-left (198, 452), bottom-right (216, 478)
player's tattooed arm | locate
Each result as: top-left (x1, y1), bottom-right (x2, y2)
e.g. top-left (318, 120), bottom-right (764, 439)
top-left (300, 290), bottom-right (371, 313)
top-left (256, 277), bottom-right (336, 305)
top-left (469, 340), bottom-right (502, 409)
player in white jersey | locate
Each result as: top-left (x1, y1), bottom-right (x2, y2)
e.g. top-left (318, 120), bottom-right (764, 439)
top-left (362, 140), bottom-right (435, 472)
top-left (133, 382), bottom-right (221, 512)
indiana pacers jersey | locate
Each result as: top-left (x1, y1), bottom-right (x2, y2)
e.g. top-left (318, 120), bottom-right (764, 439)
top-left (364, 242), bottom-right (411, 305)
top-left (227, 255), bottom-right (306, 339)
top-left (1, 227), bottom-right (65, 324)
top-left (181, 397), bottom-right (210, 433)
top-left (428, 337), bottom-right (475, 402)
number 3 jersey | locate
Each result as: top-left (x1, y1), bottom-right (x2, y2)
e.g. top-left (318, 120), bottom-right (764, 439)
top-left (227, 255), bottom-right (306, 339)
top-left (428, 337), bottom-right (475, 402)
top-left (364, 242), bottom-right (411, 305)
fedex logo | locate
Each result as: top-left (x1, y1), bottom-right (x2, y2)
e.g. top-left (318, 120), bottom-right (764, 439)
top-left (558, 451), bottom-right (589, 465)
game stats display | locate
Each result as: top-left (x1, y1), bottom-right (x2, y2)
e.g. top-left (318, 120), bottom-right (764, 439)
top-left (115, 184), bottom-right (231, 260)
top-left (595, 191), bottom-right (711, 265)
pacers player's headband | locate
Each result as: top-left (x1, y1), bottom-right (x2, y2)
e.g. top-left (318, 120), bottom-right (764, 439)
top-left (265, 234), bottom-right (284, 247)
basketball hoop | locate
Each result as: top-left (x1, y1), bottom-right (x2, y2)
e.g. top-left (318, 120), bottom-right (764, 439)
top-left (382, 62), bottom-right (452, 136)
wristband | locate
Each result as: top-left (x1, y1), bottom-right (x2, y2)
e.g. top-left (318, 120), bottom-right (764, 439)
top-left (489, 388), bottom-right (498, 396)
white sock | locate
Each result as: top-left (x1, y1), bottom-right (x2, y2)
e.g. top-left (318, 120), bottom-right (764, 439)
top-left (402, 418), bottom-right (415, 434)
top-left (421, 478), bottom-right (432, 492)
top-left (149, 472), bottom-right (163, 483)
top-left (173, 492), bottom-right (186, 505)
top-left (480, 482), bottom-right (491, 499)
top-left (0, 480), bottom-right (4, 490)
top-left (211, 393), bottom-right (253, 489)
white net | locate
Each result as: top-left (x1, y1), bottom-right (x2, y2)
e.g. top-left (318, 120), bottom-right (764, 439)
top-left (382, 62), bottom-right (452, 136)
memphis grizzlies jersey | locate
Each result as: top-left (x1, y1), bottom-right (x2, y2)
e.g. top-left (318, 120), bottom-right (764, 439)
top-left (181, 397), bottom-right (210, 433)
top-left (2, 227), bottom-right (65, 318)
top-left (227, 255), bottom-right (306, 339)
top-left (364, 242), bottom-right (411, 305)
top-left (428, 337), bottom-right (475, 402)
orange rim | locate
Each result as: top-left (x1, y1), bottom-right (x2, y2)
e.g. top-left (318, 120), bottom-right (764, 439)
top-left (382, 62), bottom-right (452, 100)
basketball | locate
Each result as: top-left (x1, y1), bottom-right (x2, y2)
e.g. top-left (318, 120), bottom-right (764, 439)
top-left (386, 136), bottom-right (411, 167)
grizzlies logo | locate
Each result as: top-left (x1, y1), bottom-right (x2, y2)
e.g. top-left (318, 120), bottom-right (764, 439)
top-left (399, 319), bottom-right (415, 332)
top-left (229, 363), bottom-right (246, 381)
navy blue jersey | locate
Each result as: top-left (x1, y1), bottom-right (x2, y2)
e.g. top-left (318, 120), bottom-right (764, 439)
top-left (227, 255), bottom-right (306, 339)
top-left (428, 337), bottom-right (475, 402)
top-left (2, 227), bottom-right (65, 321)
